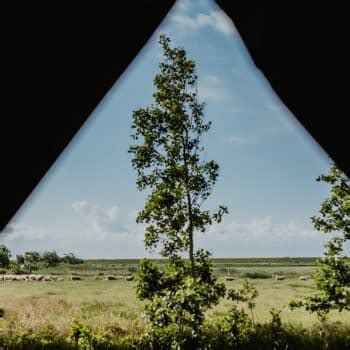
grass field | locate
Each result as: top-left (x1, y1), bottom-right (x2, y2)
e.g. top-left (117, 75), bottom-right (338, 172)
top-left (0, 258), bottom-right (349, 347)
top-left (1, 259), bottom-right (349, 325)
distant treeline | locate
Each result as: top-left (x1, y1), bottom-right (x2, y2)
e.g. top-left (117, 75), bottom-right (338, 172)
top-left (0, 243), bottom-right (83, 270)
top-left (84, 257), bottom-right (350, 266)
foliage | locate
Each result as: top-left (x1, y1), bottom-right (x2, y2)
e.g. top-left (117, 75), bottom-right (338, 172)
top-left (227, 279), bottom-right (259, 325)
top-left (129, 33), bottom-right (227, 263)
top-left (10, 262), bottom-right (24, 274)
top-left (0, 243), bottom-right (11, 268)
top-left (312, 163), bottom-right (350, 239)
top-left (243, 271), bottom-right (271, 279)
top-left (129, 34), bottom-right (228, 347)
top-left (136, 252), bottom-right (225, 348)
top-left (16, 254), bottom-right (25, 265)
top-left (42, 251), bottom-right (61, 267)
top-left (215, 307), bottom-right (253, 349)
top-left (68, 320), bottom-right (133, 349)
top-left (0, 320), bottom-right (349, 350)
top-left (289, 164), bottom-right (350, 320)
top-left (24, 251), bottom-right (42, 263)
top-left (22, 250), bottom-right (42, 274)
top-left (62, 253), bottom-right (84, 265)
top-left (211, 280), bottom-right (258, 348)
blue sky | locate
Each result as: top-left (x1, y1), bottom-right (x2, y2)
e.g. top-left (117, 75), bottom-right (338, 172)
top-left (2, 0), bottom-right (333, 258)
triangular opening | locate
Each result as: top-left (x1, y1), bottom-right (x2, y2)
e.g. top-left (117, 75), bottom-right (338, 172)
top-left (1, 0), bottom-right (348, 337)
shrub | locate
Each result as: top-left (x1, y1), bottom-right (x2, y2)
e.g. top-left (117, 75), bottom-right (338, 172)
top-left (62, 253), bottom-right (83, 265)
top-left (0, 243), bottom-right (11, 268)
top-left (243, 271), bottom-right (271, 279)
top-left (10, 262), bottom-right (23, 275)
top-left (215, 307), bottom-right (254, 348)
top-left (16, 254), bottom-right (25, 265)
top-left (42, 251), bottom-right (61, 267)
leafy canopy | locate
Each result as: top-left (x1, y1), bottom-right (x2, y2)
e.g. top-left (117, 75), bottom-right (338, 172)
top-left (129, 34), bottom-right (228, 347)
top-left (129, 34), bottom-right (227, 259)
top-left (289, 164), bottom-right (350, 320)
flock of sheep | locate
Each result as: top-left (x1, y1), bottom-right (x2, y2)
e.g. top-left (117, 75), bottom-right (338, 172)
top-left (0, 274), bottom-right (61, 281)
top-left (0, 274), bottom-right (135, 282)
top-left (1, 274), bottom-right (310, 282)
top-left (275, 275), bottom-right (311, 281)
top-left (225, 275), bottom-right (311, 281)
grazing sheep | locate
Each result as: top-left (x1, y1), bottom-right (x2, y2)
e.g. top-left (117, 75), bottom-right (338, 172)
top-left (299, 275), bottom-right (310, 281)
top-left (275, 275), bottom-right (286, 281)
top-left (71, 275), bottom-right (81, 281)
top-left (225, 277), bottom-right (235, 281)
top-left (105, 275), bottom-right (117, 280)
top-left (35, 275), bottom-right (44, 281)
top-left (43, 276), bottom-right (53, 282)
top-left (12, 275), bottom-right (24, 281)
top-left (125, 275), bottom-right (135, 281)
top-left (28, 274), bottom-right (37, 281)
top-left (0, 275), bottom-right (4, 281)
top-left (4, 275), bottom-right (15, 281)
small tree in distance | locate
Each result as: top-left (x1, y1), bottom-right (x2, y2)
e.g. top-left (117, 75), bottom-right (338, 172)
top-left (0, 243), bottom-right (11, 268)
top-left (42, 250), bottom-right (61, 267)
top-left (129, 34), bottom-right (228, 347)
top-left (24, 250), bottom-right (41, 273)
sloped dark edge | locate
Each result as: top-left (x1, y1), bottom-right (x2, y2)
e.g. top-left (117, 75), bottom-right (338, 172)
top-left (216, 2), bottom-right (349, 177)
top-left (1, 2), bottom-right (175, 230)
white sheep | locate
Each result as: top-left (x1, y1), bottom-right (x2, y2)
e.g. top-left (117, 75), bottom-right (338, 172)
top-left (275, 275), bottom-right (286, 281)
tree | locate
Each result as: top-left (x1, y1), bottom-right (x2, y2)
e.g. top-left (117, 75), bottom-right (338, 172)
top-left (62, 252), bottom-right (83, 265)
top-left (24, 250), bottom-right (41, 273)
top-left (129, 34), bottom-right (228, 346)
top-left (24, 250), bottom-right (41, 263)
top-left (0, 243), bottom-right (11, 268)
top-left (129, 34), bottom-right (227, 269)
top-left (42, 250), bottom-right (61, 267)
top-left (289, 163), bottom-right (350, 320)
top-left (16, 254), bottom-right (25, 265)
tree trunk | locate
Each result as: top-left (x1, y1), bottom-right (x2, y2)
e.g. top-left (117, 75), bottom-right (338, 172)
top-left (184, 129), bottom-right (194, 275)
top-left (187, 191), bottom-right (194, 276)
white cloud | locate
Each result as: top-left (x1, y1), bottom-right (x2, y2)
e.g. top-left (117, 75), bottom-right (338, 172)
top-left (175, 0), bottom-right (189, 12)
top-left (222, 134), bottom-right (249, 145)
top-left (106, 206), bottom-right (118, 220)
top-left (72, 201), bottom-right (136, 236)
top-left (170, 9), bottom-right (237, 37)
top-left (72, 200), bottom-right (88, 213)
top-left (2, 223), bottom-right (47, 241)
top-left (198, 74), bottom-right (230, 102)
top-left (203, 216), bottom-right (324, 248)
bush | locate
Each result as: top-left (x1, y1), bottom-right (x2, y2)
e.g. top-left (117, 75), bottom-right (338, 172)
top-left (16, 254), bottom-right (25, 265)
top-left (69, 320), bottom-right (133, 349)
top-left (62, 253), bottom-right (83, 265)
top-left (24, 251), bottom-right (41, 263)
top-left (0, 320), bottom-right (349, 349)
top-left (10, 262), bottom-right (23, 275)
top-left (42, 251), bottom-right (61, 267)
top-left (243, 271), bottom-right (271, 279)
top-left (0, 243), bottom-right (11, 268)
